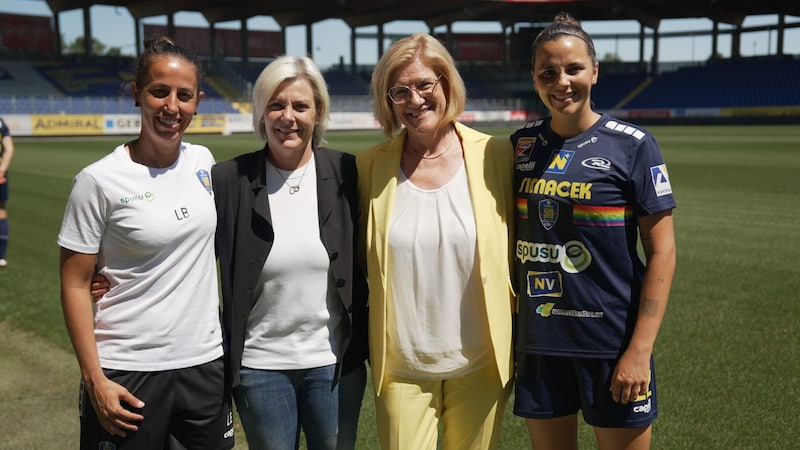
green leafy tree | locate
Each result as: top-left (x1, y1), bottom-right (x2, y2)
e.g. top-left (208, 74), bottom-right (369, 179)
top-left (62, 36), bottom-right (108, 55)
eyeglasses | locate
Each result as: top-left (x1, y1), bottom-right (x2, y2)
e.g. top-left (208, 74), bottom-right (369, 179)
top-left (387, 76), bottom-right (443, 104)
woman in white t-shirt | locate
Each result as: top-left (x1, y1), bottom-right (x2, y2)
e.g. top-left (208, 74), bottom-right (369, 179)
top-left (58, 37), bottom-right (233, 450)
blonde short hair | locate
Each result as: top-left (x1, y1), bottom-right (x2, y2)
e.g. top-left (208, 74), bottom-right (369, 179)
top-left (371, 33), bottom-right (466, 137)
top-left (251, 55), bottom-right (330, 147)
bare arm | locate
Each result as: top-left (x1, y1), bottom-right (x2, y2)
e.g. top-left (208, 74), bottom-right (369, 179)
top-left (0, 135), bottom-right (14, 183)
top-left (60, 247), bottom-right (144, 435)
top-left (609, 209), bottom-right (676, 404)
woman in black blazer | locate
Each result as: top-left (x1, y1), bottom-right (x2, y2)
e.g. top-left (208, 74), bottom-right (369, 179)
top-left (212, 56), bottom-right (368, 450)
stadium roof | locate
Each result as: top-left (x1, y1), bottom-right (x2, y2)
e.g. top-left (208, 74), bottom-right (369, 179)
top-left (43, 0), bottom-right (800, 30)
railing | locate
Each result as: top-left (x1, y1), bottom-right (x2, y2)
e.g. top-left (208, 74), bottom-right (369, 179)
top-left (0, 95), bottom-right (240, 114)
top-left (0, 94), bottom-right (527, 115)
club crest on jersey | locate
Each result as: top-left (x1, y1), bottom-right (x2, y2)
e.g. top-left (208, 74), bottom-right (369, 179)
top-left (515, 137), bottom-right (536, 162)
top-left (545, 150), bottom-right (575, 174)
top-left (196, 169), bottom-right (213, 196)
top-left (650, 164), bottom-right (673, 197)
top-left (99, 442), bottom-right (117, 450)
top-left (538, 198), bottom-right (559, 230)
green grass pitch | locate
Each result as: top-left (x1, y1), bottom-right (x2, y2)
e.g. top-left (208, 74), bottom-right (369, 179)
top-left (1, 124), bottom-right (798, 449)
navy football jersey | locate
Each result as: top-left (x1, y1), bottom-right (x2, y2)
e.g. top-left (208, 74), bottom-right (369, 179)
top-left (512, 114), bottom-right (676, 358)
top-left (0, 118), bottom-right (9, 161)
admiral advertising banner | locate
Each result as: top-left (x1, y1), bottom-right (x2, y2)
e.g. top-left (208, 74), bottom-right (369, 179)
top-left (32, 115), bottom-right (104, 136)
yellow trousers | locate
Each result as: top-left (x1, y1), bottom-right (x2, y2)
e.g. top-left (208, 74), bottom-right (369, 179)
top-left (375, 363), bottom-right (512, 450)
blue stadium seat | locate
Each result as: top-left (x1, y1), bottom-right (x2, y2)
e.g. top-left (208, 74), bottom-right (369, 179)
top-left (626, 57), bottom-right (800, 109)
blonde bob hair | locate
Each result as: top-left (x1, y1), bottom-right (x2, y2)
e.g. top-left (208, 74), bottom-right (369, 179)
top-left (251, 55), bottom-right (330, 147)
top-left (371, 33), bottom-right (466, 137)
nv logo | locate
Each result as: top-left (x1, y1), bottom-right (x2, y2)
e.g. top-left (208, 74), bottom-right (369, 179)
top-left (527, 271), bottom-right (563, 297)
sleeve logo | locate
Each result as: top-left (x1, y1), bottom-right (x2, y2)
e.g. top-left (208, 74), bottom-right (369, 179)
top-left (650, 164), bottom-right (673, 197)
top-left (196, 169), bottom-right (213, 196)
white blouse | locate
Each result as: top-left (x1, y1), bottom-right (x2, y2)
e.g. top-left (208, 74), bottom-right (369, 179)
top-left (386, 163), bottom-right (492, 379)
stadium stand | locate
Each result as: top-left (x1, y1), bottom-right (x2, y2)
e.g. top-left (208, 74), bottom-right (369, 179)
top-left (34, 59), bottom-right (129, 97)
top-left (592, 71), bottom-right (651, 110)
top-left (624, 57), bottom-right (800, 109)
top-left (322, 68), bottom-right (369, 96)
top-left (0, 60), bottom-right (62, 96)
top-left (3, 54), bottom-right (799, 116)
top-left (0, 57), bottom-right (239, 114)
top-left (1, 1), bottom-right (797, 124)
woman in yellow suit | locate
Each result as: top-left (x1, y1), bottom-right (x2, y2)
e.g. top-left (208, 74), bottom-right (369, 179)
top-left (356, 33), bottom-right (515, 450)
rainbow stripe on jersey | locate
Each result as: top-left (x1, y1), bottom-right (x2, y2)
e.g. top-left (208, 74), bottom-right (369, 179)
top-left (572, 205), bottom-right (632, 227)
top-left (516, 197), bottom-right (529, 219)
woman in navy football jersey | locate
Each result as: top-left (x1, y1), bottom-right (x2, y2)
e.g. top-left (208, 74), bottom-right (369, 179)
top-left (0, 116), bottom-right (14, 268)
top-left (511, 13), bottom-right (677, 450)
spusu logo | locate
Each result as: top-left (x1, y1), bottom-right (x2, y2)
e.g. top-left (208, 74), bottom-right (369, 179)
top-left (120, 192), bottom-right (154, 204)
top-left (515, 239), bottom-right (592, 273)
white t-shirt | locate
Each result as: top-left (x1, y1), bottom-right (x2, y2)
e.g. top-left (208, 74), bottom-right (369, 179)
top-left (57, 142), bottom-right (223, 371)
top-left (241, 156), bottom-right (342, 370)
top-left (386, 163), bottom-right (492, 379)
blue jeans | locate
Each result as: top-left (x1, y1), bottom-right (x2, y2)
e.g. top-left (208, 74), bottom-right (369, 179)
top-left (234, 363), bottom-right (366, 450)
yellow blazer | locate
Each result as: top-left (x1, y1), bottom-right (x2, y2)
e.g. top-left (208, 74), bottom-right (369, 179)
top-left (356, 122), bottom-right (515, 395)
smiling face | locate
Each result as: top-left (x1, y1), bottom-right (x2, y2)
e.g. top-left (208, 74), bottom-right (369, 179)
top-left (262, 77), bottom-right (318, 164)
top-left (389, 59), bottom-right (447, 136)
top-left (132, 55), bottom-right (202, 146)
top-left (532, 35), bottom-right (599, 123)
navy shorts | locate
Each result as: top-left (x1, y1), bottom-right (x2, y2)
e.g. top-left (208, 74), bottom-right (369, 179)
top-left (513, 354), bottom-right (657, 428)
top-left (79, 358), bottom-right (234, 450)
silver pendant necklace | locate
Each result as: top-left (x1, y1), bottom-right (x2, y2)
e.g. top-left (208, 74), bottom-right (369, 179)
top-left (272, 160), bottom-right (310, 194)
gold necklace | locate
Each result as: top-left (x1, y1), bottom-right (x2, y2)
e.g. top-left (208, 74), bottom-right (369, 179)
top-left (272, 160), bottom-right (310, 194)
top-left (405, 129), bottom-right (456, 160)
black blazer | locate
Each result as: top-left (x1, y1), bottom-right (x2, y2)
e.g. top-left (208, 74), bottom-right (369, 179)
top-left (212, 145), bottom-right (368, 389)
